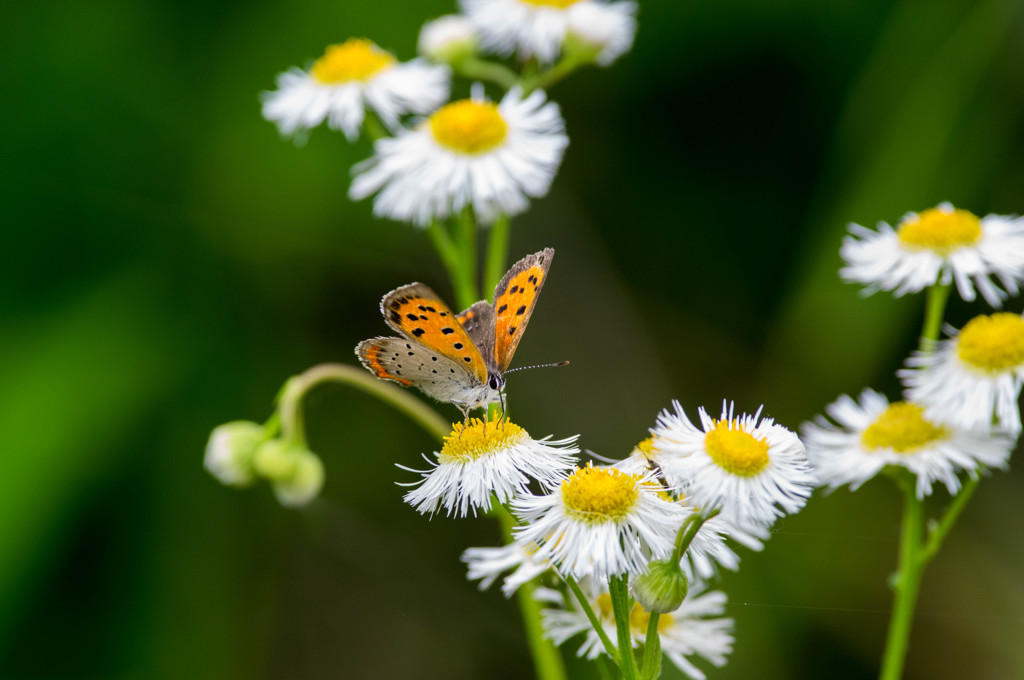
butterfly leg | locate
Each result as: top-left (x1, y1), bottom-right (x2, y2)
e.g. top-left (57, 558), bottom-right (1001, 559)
top-left (456, 404), bottom-right (471, 438)
top-left (497, 389), bottom-right (508, 429)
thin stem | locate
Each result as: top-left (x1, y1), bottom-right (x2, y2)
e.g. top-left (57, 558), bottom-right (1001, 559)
top-left (920, 282), bottom-right (952, 347)
top-left (565, 575), bottom-right (619, 664)
top-left (609, 575), bottom-right (640, 680)
top-left (879, 473), bottom-right (925, 680)
top-left (454, 207), bottom-right (480, 309)
top-left (639, 611), bottom-right (662, 680)
top-left (362, 111), bottom-right (389, 141)
top-left (277, 363), bottom-right (450, 444)
top-left (522, 55), bottom-right (586, 94)
top-left (427, 219), bottom-right (477, 309)
top-left (921, 475), bottom-right (980, 564)
top-left (493, 505), bottom-right (568, 680)
top-left (594, 656), bottom-right (616, 680)
top-left (671, 509), bottom-right (718, 563)
top-left (483, 214), bottom-right (511, 300)
top-left (452, 57), bottom-right (519, 90)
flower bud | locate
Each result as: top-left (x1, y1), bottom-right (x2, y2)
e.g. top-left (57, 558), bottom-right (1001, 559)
top-left (272, 452), bottom-right (325, 508)
top-left (253, 439), bottom-right (299, 481)
top-left (204, 421), bottom-right (265, 487)
top-left (630, 558), bottom-right (688, 614)
top-left (418, 15), bottom-right (477, 63)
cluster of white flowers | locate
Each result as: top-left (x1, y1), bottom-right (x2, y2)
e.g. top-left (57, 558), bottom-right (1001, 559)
top-left (407, 398), bottom-right (812, 678)
top-left (260, 0), bottom-right (638, 230)
top-left (804, 203), bottom-right (1024, 498)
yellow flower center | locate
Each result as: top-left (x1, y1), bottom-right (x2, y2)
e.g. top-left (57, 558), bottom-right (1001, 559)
top-left (438, 414), bottom-right (526, 463)
top-left (561, 463), bottom-right (640, 523)
top-left (310, 39), bottom-right (394, 84)
top-left (704, 421), bottom-right (770, 477)
top-left (956, 312), bottom-right (1024, 373)
top-left (594, 594), bottom-right (673, 631)
top-left (520, 0), bottom-right (580, 6)
top-left (897, 206), bottom-right (981, 253)
top-left (860, 402), bottom-right (947, 453)
top-left (429, 100), bottom-right (509, 154)
top-left (635, 437), bottom-right (656, 458)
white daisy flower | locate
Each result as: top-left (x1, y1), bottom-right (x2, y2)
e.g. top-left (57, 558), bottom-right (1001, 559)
top-left (261, 38), bottom-right (450, 141)
top-left (350, 86), bottom-right (567, 226)
top-left (401, 413), bottom-right (578, 518)
top-left (512, 462), bottom-right (686, 580)
top-left (419, 15), bottom-right (478, 63)
top-left (462, 542), bottom-right (552, 596)
top-left (614, 439), bottom-right (763, 580)
top-left (541, 583), bottom-right (734, 680)
top-left (901, 312), bottom-right (1024, 435)
top-left (801, 389), bottom-right (1013, 498)
top-left (651, 402), bottom-right (815, 531)
top-left (840, 203), bottom-right (1024, 307)
top-left (462, 0), bottom-right (637, 65)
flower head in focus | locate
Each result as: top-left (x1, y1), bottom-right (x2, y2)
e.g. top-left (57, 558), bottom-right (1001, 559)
top-left (840, 203), bottom-right (1024, 307)
top-left (651, 402), bottom-right (815, 531)
top-left (350, 86), bottom-right (567, 226)
top-left (402, 413), bottom-right (578, 517)
top-left (262, 38), bottom-right (450, 141)
top-left (512, 462), bottom-right (685, 580)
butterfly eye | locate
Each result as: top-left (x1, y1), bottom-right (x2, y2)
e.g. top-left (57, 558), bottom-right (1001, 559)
top-left (488, 375), bottom-right (503, 390)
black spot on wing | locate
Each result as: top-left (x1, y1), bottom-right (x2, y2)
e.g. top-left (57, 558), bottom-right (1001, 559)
top-left (412, 328), bottom-right (425, 337)
top-left (516, 305), bottom-right (526, 315)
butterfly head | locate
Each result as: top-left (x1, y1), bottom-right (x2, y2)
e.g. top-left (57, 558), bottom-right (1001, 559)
top-left (487, 373), bottom-right (505, 392)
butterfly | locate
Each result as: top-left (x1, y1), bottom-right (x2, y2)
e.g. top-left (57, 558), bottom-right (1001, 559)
top-left (356, 248), bottom-right (554, 420)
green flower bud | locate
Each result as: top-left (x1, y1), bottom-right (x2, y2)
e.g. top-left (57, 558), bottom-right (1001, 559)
top-left (630, 559), bottom-right (688, 614)
top-left (253, 439), bottom-right (299, 482)
top-left (204, 421), bottom-right (265, 487)
top-left (272, 452), bottom-right (325, 508)
top-left (418, 15), bottom-right (477, 63)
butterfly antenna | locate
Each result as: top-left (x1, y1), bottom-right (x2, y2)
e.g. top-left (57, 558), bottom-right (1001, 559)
top-left (504, 360), bottom-right (570, 375)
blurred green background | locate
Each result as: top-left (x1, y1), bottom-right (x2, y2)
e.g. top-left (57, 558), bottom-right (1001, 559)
top-left (3, 0), bottom-right (1024, 677)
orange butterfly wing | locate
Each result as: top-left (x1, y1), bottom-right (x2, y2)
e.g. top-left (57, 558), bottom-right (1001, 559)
top-left (381, 283), bottom-right (488, 383)
top-left (491, 248), bottom-right (554, 373)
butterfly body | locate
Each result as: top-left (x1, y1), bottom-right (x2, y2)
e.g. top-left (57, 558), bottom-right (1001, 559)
top-left (356, 248), bottom-right (554, 413)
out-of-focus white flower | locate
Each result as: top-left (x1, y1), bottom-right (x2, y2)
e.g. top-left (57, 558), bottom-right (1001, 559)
top-left (462, 543), bottom-right (552, 596)
top-left (350, 86), bottom-right (567, 226)
top-left (419, 15), bottom-right (478, 63)
top-left (204, 421), bottom-right (265, 487)
top-left (262, 38), bottom-right (450, 141)
top-left (564, 1), bottom-right (636, 66)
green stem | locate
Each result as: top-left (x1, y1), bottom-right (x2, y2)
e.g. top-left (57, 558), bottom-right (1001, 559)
top-left (427, 219), bottom-right (477, 309)
top-left (671, 509), bottom-right (718, 563)
top-left (879, 473), bottom-right (925, 680)
top-left (920, 282), bottom-right (951, 347)
top-left (921, 475), bottom-right (980, 564)
top-left (639, 611), bottom-right (662, 680)
top-left (565, 575), bottom-right (619, 663)
top-left (277, 363), bottom-right (450, 444)
top-left (609, 575), bottom-right (640, 680)
top-left (452, 57), bottom-right (519, 90)
top-left (522, 56), bottom-right (586, 94)
top-left (494, 505), bottom-right (568, 680)
top-left (594, 656), bottom-right (616, 680)
top-left (362, 111), bottom-right (389, 141)
top-left (455, 207), bottom-right (480, 309)
top-left (483, 214), bottom-right (511, 300)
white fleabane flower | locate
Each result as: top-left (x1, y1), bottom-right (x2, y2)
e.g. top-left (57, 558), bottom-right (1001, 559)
top-left (350, 86), bottom-right (567, 226)
top-left (419, 15), bottom-right (478, 62)
top-left (462, 543), bottom-right (551, 596)
top-left (512, 462), bottom-right (686, 580)
top-left (802, 389), bottom-right (1013, 499)
top-left (565, 1), bottom-right (637, 66)
top-left (262, 39), bottom-right (450, 141)
top-left (902, 312), bottom-right (1024, 435)
top-left (402, 414), bottom-right (578, 517)
top-left (462, 0), bottom-right (636, 65)
top-left (840, 203), bottom-right (1024, 307)
top-left (541, 584), bottom-right (734, 680)
top-left (651, 402), bottom-right (815, 531)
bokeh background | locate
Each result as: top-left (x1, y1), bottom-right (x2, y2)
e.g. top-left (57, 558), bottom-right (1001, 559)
top-left (4, 0), bottom-right (1024, 677)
